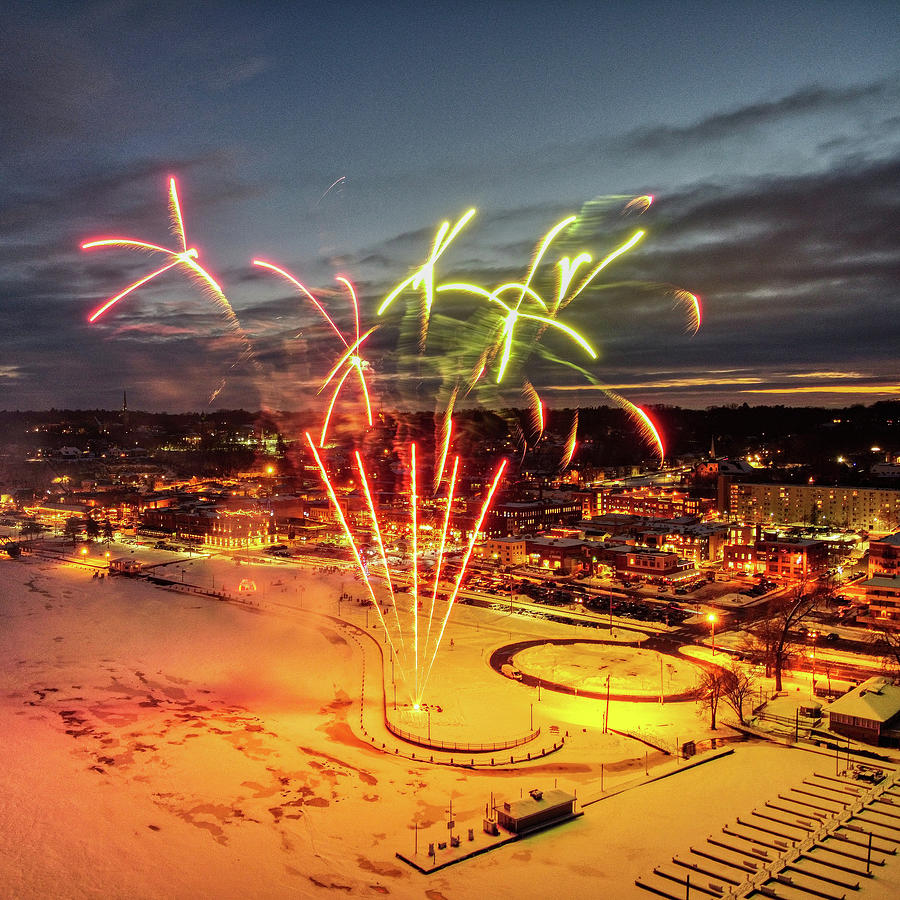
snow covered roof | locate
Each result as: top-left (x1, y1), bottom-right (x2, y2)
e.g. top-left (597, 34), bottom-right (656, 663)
top-left (526, 537), bottom-right (584, 549)
top-left (863, 575), bottom-right (900, 589)
top-left (500, 788), bottom-right (575, 819)
top-left (825, 677), bottom-right (900, 723)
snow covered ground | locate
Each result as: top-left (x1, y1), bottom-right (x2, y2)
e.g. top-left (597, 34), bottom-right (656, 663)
top-left (513, 642), bottom-right (700, 697)
top-left (2, 550), bottom-right (897, 898)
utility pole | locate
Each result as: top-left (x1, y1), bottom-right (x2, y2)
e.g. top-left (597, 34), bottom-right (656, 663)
top-left (659, 653), bottom-right (664, 705)
top-left (604, 674), bottom-right (611, 734)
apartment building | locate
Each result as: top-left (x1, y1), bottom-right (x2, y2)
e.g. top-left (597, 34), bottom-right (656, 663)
top-left (729, 482), bottom-right (900, 531)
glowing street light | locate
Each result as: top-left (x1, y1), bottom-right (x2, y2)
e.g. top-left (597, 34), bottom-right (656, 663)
top-left (810, 630), bottom-right (818, 697)
top-left (707, 612), bottom-right (717, 656)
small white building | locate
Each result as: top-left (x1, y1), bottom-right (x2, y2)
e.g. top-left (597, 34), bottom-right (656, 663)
top-left (109, 557), bottom-right (142, 576)
top-left (495, 788), bottom-right (578, 834)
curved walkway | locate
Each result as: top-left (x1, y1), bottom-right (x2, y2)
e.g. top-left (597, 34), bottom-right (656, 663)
top-left (326, 613), bottom-right (566, 767)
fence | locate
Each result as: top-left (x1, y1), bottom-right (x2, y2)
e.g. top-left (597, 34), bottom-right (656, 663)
top-left (385, 718), bottom-right (541, 754)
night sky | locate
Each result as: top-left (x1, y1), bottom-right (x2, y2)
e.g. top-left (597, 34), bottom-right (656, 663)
top-left (2, 0), bottom-right (898, 414)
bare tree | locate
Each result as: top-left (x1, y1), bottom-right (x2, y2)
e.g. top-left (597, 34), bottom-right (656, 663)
top-left (19, 519), bottom-right (40, 545)
top-left (63, 516), bottom-right (82, 549)
top-left (721, 661), bottom-right (756, 725)
top-left (747, 580), bottom-right (823, 692)
top-left (740, 615), bottom-right (783, 677)
top-left (85, 516), bottom-right (100, 543)
top-left (697, 668), bottom-right (729, 730)
top-left (870, 629), bottom-right (900, 677)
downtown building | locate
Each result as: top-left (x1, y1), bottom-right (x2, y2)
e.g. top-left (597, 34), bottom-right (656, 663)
top-left (860, 532), bottom-right (900, 632)
top-left (486, 498), bottom-right (582, 537)
top-left (596, 486), bottom-right (715, 520)
top-left (729, 482), bottom-right (900, 532)
top-left (141, 506), bottom-right (275, 548)
top-left (722, 523), bottom-right (856, 580)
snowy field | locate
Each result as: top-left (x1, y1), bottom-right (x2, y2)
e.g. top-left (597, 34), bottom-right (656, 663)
top-left (2, 551), bottom-right (896, 898)
top-left (513, 642), bottom-right (701, 697)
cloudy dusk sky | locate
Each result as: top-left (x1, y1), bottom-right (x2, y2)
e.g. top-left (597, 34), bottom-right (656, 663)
top-left (1, 0), bottom-right (898, 415)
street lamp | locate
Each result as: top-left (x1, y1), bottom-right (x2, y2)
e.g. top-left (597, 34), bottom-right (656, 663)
top-left (707, 612), bottom-right (717, 656)
top-left (810, 630), bottom-right (818, 697)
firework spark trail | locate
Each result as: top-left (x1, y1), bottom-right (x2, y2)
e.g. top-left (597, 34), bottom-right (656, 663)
top-left (522, 380), bottom-right (544, 443)
top-left (376, 208), bottom-right (476, 341)
top-left (561, 409), bottom-right (578, 469)
top-left (431, 216), bottom-right (566, 382)
top-left (315, 175), bottom-right (346, 207)
top-left (252, 259), bottom-right (348, 345)
top-left (437, 282), bottom-right (597, 383)
top-left (674, 288), bottom-right (702, 335)
top-left (208, 378), bottom-right (226, 404)
top-left (624, 194), bottom-right (654, 214)
top-left (467, 357), bottom-right (488, 394)
top-left (353, 450), bottom-right (404, 648)
top-left (555, 252), bottom-right (593, 310)
top-left (168, 176), bottom-right (188, 251)
top-left (517, 215), bottom-right (576, 312)
top-left (317, 327), bottom-right (376, 444)
top-left (562, 229), bottom-right (646, 308)
top-left (253, 262), bottom-right (375, 443)
top-left (419, 458), bottom-right (507, 700)
top-left (87, 259), bottom-right (181, 322)
top-left (633, 404), bottom-right (665, 463)
top-left (305, 434), bottom-right (406, 674)
top-left (433, 400), bottom-right (455, 492)
top-left (409, 443), bottom-right (420, 700)
top-left (319, 367), bottom-right (355, 445)
top-left (423, 455), bottom-right (459, 673)
top-left (337, 275), bottom-right (361, 345)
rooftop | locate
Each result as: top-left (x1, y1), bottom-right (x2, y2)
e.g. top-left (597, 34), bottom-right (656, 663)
top-left (525, 537), bottom-right (584, 549)
top-left (499, 788), bottom-right (576, 820)
top-left (825, 677), bottom-right (900, 723)
top-left (863, 575), bottom-right (900, 589)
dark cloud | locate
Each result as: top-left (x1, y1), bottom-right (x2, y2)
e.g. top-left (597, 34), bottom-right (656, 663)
top-left (2, 5), bottom-right (898, 417)
top-left (624, 80), bottom-right (897, 153)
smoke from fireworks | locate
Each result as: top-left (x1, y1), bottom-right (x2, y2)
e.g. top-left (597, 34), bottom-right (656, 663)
top-left (252, 259), bottom-right (375, 444)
